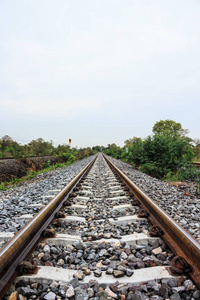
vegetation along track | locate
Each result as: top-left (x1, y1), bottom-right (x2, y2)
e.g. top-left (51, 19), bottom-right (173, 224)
top-left (1, 153), bottom-right (200, 299)
top-left (0, 155), bottom-right (54, 161)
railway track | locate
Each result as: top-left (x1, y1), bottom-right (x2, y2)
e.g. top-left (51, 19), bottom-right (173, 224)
top-left (1, 153), bottom-right (200, 299)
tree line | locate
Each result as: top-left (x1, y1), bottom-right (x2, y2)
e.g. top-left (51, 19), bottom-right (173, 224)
top-left (94, 120), bottom-right (200, 181)
top-left (0, 136), bottom-right (94, 163)
top-left (1, 120), bottom-right (199, 180)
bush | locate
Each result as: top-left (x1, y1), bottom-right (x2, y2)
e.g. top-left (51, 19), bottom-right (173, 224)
top-left (128, 139), bottom-right (144, 166)
top-left (59, 153), bottom-right (76, 163)
top-left (140, 162), bottom-right (170, 179)
top-left (42, 160), bottom-right (51, 169)
top-left (139, 135), bottom-right (194, 179)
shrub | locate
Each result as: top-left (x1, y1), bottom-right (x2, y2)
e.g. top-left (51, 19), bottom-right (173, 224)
top-left (140, 135), bottom-right (194, 179)
top-left (59, 153), bottom-right (76, 163)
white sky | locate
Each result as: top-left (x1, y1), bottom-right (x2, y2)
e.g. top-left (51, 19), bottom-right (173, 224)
top-left (0, 0), bottom-right (200, 147)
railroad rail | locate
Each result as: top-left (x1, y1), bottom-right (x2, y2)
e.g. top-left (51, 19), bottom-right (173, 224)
top-left (104, 154), bottom-right (200, 286)
top-left (0, 156), bottom-right (97, 297)
top-left (0, 153), bottom-right (200, 299)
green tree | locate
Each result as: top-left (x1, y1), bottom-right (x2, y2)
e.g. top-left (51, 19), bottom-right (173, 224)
top-left (140, 134), bottom-right (194, 179)
top-left (92, 145), bottom-right (103, 152)
top-left (28, 138), bottom-right (53, 155)
top-left (128, 138), bottom-right (144, 166)
top-left (152, 120), bottom-right (189, 138)
top-left (1, 135), bottom-right (13, 150)
top-left (1, 135), bottom-right (24, 157)
top-left (55, 144), bottom-right (70, 155)
top-left (103, 144), bottom-right (123, 159)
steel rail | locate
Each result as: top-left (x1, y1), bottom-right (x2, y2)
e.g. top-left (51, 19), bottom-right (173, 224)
top-left (0, 154), bottom-right (97, 297)
top-left (103, 154), bottom-right (200, 288)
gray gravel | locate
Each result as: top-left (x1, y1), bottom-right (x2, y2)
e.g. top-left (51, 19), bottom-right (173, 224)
top-left (6, 277), bottom-right (200, 300)
top-left (3, 154), bottom-right (200, 300)
top-left (0, 156), bottom-right (95, 234)
top-left (107, 156), bottom-right (200, 243)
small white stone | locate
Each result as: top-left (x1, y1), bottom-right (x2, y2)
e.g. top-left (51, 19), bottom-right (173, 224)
top-left (152, 247), bottom-right (162, 255)
top-left (43, 245), bottom-right (50, 253)
top-left (115, 241), bottom-right (120, 247)
top-left (44, 291), bottom-right (56, 300)
top-left (87, 287), bottom-right (94, 297)
top-left (66, 286), bottom-right (75, 298)
top-left (105, 287), bottom-right (118, 299)
top-left (57, 259), bottom-right (64, 266)
top-left (38, 252), bottom-right (44, 260)
top-left (121, 252), bottom-right (128, 259)
top-left (50, 281), bottom-right (59, 288)
top-left (18, 295), bottom-right (27, 300)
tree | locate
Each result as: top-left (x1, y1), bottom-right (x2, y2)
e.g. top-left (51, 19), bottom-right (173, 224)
top-left (124, 138), bottom-right (144, 166)
top-left (140, 134), bottom-right (194, 179)
top-left (56, 144), bottom-right (70, 155)
top-left (1, 135), bottom-right (23, 157)
top-left (124, 137), bottom-right (141, 148)
top-left (28, 138), bottom-right (53, 155)
top-left (92, 146), bottom-right (102, 152)
top-left (152, 120), bottom-right (189, 138)
top-left (103, 144), bottom-right (123, 159)
top-left (1, 135), bottom-right (14, 149)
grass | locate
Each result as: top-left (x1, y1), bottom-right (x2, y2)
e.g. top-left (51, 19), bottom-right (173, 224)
top-left (0, 160), bottom-right (75, 191)
top-left (0, 182), bottom-right (7, 191)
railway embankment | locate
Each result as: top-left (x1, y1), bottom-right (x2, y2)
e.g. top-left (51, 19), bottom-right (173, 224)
top-left (0, 156), bottom-right (62, 182)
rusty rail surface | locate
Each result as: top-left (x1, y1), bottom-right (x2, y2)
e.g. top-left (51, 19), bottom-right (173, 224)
top-left (103, 154), bottom-right (200, 288)
top-left (0, 155), bottom-right (97, 297)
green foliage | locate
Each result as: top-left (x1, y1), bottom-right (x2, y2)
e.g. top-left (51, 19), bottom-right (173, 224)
top-left (152, 119), bottom-right (189, 138)
top-left (140, 163), bottom-right (165, 178)
top-left (42, 160), bottom-right (51, 169)
top-left (140, 134), bottom-right (194, 179)
top-left (164, 165), bottom-right (198, 182)
top-left (92, 145), bottom-right (105, 152)
top-left (28, 138), bottom-right (53, 155)
top-left (1, 120), bottom-right (197, 183)
top-left (103, 144), bottom-right (124, 159)
top-left (127, 138), bottom-right (144, 166)
top-left (102, 120), bottom-right (196, 180)
top-left (0, 135), bottom-right (96, 163)
top-left (55, 144), bottom-right (70, 155)
top-left (0, 182), bottom-right (7, 191)
top-left (26, 170), bottom-right (38, 178)
top-left (59, 153), bottom-right (76, 163)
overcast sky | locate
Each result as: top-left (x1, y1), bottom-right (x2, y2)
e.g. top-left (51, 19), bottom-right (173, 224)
top-left (0, 0), bottom-right (200, 148)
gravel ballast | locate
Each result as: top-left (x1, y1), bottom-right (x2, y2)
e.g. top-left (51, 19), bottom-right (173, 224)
top-left (107, 156), bottom-right (200, 243)
top-left (2, 154), bottom-right (200, 300)
top-left (0, 156), bottom-right (95, 237)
